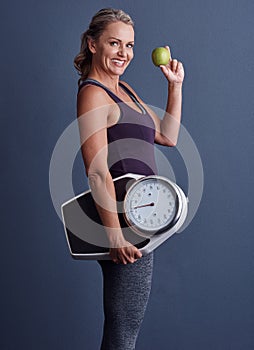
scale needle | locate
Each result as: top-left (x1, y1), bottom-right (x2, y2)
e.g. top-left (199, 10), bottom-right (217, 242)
top-left (133, 202), bottom-right (155, 209)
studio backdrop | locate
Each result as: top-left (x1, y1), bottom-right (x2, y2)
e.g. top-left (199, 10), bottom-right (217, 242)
top-left (1, 0), bottom-right (254, 349)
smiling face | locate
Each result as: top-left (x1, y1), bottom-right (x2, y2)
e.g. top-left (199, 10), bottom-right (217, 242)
top-left (88, 21), bottom-right (135, 77)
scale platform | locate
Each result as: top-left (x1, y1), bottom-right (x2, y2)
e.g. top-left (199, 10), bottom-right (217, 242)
top-left (61, 173), bottom-right (188, 260)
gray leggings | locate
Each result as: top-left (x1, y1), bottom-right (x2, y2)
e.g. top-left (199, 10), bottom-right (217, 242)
top-left (98, 252), bottom-right (154, 350)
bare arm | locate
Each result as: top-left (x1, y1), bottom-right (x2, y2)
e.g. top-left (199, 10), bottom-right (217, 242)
top-left (120, 46), bottom-right (185, 147)
top-left (158, 46), bottom-right (184, 146)
top-left (77, 85), bottom-right (142, 264)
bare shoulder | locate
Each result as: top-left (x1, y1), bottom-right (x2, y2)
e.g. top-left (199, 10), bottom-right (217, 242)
top-left (77, 84), bottom-right (111, 117)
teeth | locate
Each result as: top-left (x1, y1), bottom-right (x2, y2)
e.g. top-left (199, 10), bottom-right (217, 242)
top-left (112, 59), bottom-right (125, 66)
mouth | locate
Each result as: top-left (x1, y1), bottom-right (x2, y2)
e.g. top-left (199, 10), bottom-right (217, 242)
top-left (111, 59), bottom-right (126, 67)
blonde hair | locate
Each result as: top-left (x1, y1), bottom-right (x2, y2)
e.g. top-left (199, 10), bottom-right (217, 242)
top-left (74, 8), bottom-right (134, 86)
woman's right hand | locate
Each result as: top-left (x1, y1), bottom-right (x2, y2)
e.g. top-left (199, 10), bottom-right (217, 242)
top-left (109, 238), bottom-right (142, 264)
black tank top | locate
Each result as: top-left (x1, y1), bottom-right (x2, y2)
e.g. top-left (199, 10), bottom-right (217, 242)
top-left (78, 79), bottom-right (158, 178)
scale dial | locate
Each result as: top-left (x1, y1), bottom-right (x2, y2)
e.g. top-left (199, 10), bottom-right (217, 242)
top-left (123, 175), bottom-right (181, 236)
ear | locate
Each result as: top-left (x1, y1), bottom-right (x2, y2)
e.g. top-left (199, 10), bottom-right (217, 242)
top-left (87, 37), bottom-right (97, 54)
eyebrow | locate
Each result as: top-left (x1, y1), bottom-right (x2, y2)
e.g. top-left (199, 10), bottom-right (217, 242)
top-left (108, 36), bottom-right (134, 43)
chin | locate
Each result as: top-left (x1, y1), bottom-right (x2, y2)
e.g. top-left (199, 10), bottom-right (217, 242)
top-left (109, 61), bottom-right (129, 74)
top-left (110, 67), bottom-right (127, 76)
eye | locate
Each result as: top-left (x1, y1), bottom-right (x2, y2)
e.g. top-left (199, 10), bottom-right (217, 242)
top-left (127, 43), bottom-right (134, 49)
top-left (110, 41), bottom-right (118, 46)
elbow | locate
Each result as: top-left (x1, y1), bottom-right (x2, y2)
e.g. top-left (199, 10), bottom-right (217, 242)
top-left (88, 172), bottom-right (103, 189)
top-left (157, 129), bottom-right (179, 147)
top-left (165, 134), bottom-right (179, 147)
top-left (88, 170), bottom-right (108, 190)
top-left (167, 133), bottom-right (179, 147)
top-left (169, 139), bottom-right (177, 147)
top-left (160, 135), bottom-right (178, 147)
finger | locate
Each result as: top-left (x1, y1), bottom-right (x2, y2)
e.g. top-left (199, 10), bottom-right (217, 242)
top-left (110, 250), bottom-right (119, 264)
top-left (159, 65), bottom-right (169, 77)
top-left (120, 250), bottom-right (130, 265)
top-left (111, 256), bottom-right (119, 264)
top-left (159, 65), bottom-right (166, 72)
top-left (134, 248), bottom-right (142, 259)
top-left (130, 250), bottom-right (138, 263)
top-left (171, 59), bottom-right (178, 72)
top-left (119, 256), bottom-right (127, 265)
top-left (176, 61), bottom-right (183, 71)
top-left (177, 63), bottom-right (184, 76)
top-left (129, 257), bottom-right (135, 264)
top-left (109, 248), bottom-right (116, 260)
top-left (110, 248), bottom-right (122, 264)
top-left (165, 45), bottom-right (172, 60)
top-left (126, 251), bottom-right (135, 264)
top-left (125, 247), bottom-right (137, 264)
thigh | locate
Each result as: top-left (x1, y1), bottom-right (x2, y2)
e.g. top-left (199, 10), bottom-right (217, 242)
top-left (99, 252), bottom-right (154, 322)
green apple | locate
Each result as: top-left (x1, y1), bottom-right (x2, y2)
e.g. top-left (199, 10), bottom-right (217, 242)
top-left (151, 47), bottom-right (171, 66)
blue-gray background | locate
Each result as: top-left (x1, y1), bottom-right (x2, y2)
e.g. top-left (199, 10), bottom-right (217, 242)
top-left (1, 0), bottom-right (254, 349)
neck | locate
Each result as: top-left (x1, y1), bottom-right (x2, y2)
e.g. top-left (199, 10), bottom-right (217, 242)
top-left (87, 66), bottom-right (121, 93)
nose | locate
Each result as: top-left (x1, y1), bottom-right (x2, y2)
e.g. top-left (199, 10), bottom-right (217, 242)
top-left (117, 44), bottom-right (127, 57)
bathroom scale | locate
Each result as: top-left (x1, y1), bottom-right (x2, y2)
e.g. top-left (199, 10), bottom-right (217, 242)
top-left (61, 173), bottom-right (188, 260)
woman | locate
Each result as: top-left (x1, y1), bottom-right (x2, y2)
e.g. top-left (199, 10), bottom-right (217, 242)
top-left (74, 8), bottom-right (184, 350)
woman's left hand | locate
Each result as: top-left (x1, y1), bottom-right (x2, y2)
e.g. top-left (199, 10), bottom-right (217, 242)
top-left (159, 46), bottom-right (185, 85)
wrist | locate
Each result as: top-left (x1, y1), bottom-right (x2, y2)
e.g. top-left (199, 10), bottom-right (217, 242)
top-left (168, 81), bottom-right (183, 90)
top-left (107, 231), bottom-right (125, 245)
